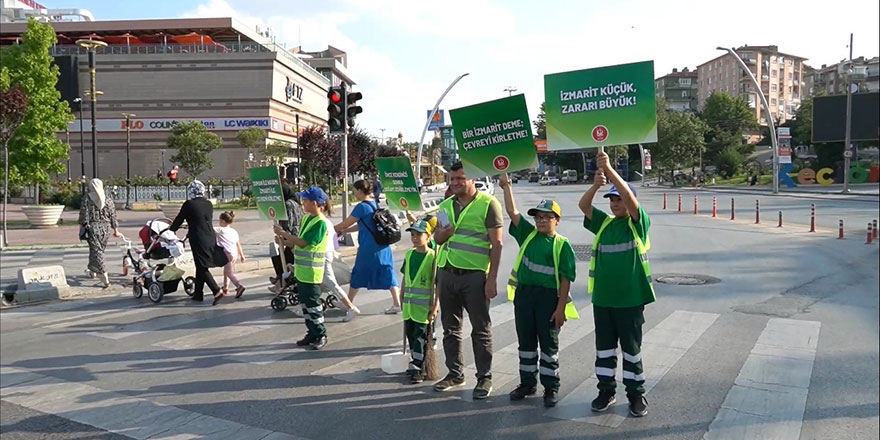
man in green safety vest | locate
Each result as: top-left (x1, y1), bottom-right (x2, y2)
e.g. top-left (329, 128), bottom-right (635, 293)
top-left (578, 151), bottom-right (655, 418)
top-left (432, 162), bottom-right (504, 400)
top-left (274, 186), bottom-right (330, 350)
top-left (498, 173), bottom-right (578, 408)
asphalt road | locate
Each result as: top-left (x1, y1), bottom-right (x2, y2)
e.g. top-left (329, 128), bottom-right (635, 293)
top-left (1, 183), bottom-right (878, 440)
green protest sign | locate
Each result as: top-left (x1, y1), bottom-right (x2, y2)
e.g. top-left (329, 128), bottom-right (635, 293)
top-left (375, 156), bottom-right (422, 212)
top-left (449, 94), bottom-right (536, 178)
top-left (544, 60), bottom-right (657, 150)
top-left (247, 166), bottom-right (288, 221)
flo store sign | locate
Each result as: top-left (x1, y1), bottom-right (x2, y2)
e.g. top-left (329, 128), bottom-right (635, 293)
top-left (72, 117), bottom-right (275, 133)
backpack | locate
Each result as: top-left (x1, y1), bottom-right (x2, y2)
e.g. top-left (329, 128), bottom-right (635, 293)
top-left (360, 201), bottom-right (401, 246)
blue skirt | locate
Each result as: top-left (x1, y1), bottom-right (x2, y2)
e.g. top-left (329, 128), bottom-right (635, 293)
top-left (350, 246), bottom-right (399, 290)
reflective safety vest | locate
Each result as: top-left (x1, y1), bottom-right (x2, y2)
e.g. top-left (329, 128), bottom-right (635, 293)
top-left (401, 248), bottom-right (436, 324)
top-left (588, 216), bottom-right (654, 295)
top-left (294, 214), bottom-right (328, 284)
top-left (507, 230), bottom-right (580, 320)
top-left (436, 192), bottom-right (495, 272)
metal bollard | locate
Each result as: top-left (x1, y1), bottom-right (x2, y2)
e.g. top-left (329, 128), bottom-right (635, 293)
top-left (712, 196), bottom-right (717, 218)
top-left (730, 198), bottom-right (735, 220)
top-left (809, 204), bottom-right (816, 232)
top-left (755, 200), bottom-right (760, 224)
top-left (777, 211), bottom-right (783, 228)
top-left (838, 219), bottom-right (844, 239)
top-left (867, 223), bottom-right (874, 245)
top-left (663, 193), bottom-right (667, 210)
top-left (678, 194), bottom-right (682, 213)
top-left (694, 195), bottom-right (698, 215)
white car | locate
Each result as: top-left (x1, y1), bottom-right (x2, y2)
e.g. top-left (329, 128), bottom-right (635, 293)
top-left (539, 176), bottom-right (560, 186)
top-left (475, 180), bottom-right (491, 193)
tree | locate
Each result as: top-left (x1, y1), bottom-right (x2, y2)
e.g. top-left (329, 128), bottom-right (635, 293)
top-left (714, 133), bottom-right (746, 178)
top-left (533, 102), bottom-right (547, 140)
top-left (0, 18), bottom-right (74, 191)
top-left (347, 126), bottom-right (377, 176)
top-left (167, 121), bottom-right (223, 178)
top-left (701, 92), bottom-right (757, 165)
top-left (1, 78), bottom-right (29, 246)
top-left (791, 96), bottom-right (813, 147)
top-left (650, 102), bottom-right (709, 185)
top-left (298, 125), bottom-right (339, 187)
top-left (265, 140), bottom-right (291, 165)
top-left (236, 127), bottom-right (266, 160)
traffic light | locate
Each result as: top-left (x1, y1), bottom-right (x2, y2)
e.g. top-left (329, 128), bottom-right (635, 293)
top-left (327, 86), bottom-right (346, 134)
top-left (347, 91), bottom-right (363, 128)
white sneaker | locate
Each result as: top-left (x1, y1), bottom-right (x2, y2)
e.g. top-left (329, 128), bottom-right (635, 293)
top-left (343, 307), bottom-right (360, 322)
top-left (384, 305), bottom-right (401, 314)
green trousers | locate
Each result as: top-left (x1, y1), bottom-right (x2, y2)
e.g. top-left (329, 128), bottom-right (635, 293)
top-left (514, 285), bottom-right (561, 392)
top-left (404, 319), bottom-right (428, 372)
top-left (593, 305), bottom-right (645, 396)
top-left (299, 282), bottom-right (326, 339)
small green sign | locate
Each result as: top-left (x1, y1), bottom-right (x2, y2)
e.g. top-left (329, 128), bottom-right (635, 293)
top-left (247, 166), bottom-right (288, 221)
top-left (449, 94), bottom-right (537, 178)
top-left (375, 156), bottom-right (423, 212)
top-left (544, 60), bottom-right (657, 150)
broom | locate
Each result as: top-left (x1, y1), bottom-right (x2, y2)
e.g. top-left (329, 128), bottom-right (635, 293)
top-left (421, 251), bottom-right (441, 381)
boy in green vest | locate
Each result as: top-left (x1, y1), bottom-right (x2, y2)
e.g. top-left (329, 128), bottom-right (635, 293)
top-left (400, 219), bottom-right (439, 384)
top-left (273, 186), bottom-right (330, 350)
top-left (578, 151), bottom-right (654, 417)
top-left (499, 173), bottom-right (577, 408)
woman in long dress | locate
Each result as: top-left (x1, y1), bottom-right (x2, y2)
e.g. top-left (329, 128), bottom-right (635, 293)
top-left (79, 178), bottom-right (121, 288)
top-left (169, 180), bottom-right (228, 305)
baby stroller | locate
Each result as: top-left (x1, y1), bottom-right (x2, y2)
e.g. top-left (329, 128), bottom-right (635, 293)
top-left (269, 257), bottom-right (352, 313)
top-left (123, 218), bottom-right (196, 303)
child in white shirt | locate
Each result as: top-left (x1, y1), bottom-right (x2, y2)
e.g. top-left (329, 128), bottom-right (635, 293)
top-left (215, 211), bottom-right (246, 298)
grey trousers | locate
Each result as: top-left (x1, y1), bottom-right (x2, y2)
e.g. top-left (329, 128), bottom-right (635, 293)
top-left (438, 268), bottom-right (492, 380)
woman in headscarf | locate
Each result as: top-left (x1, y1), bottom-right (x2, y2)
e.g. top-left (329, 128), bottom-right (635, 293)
top-left (79, 178), bottom-right (121, 288)
top-left (169, 180), bottom-right (228, 305)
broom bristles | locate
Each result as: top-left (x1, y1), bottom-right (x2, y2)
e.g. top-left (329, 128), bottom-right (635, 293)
top-left (422, 322), bottom-right (441, 381)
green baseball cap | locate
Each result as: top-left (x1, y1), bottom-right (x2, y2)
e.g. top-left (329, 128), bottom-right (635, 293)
top-left (527, 199), bottom-right (562, 218)
top-left (406, 219), bottom-right (430, 233)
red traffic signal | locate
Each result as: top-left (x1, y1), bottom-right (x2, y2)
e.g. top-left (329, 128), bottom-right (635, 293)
top-left (327, 86), bottom-right (346, 134)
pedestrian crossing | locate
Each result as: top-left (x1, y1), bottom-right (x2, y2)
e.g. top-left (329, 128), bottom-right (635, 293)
top-left (0, 286), bottom-right (824, 437)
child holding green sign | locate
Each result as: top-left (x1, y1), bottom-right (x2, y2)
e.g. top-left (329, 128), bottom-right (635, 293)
top-left (498, 173), bottom-right (577, 408)
top-left (578, 151), bottom-right (654, 417)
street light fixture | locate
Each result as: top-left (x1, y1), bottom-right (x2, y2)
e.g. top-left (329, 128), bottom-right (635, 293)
top-left (76, 39), bottom-right (108, 179)
top-left (504, 86), bottom-right (517, 96)
top-left (717, 46), bottom-right (779, 194)
top-left (121, 113), bottom-right (136, 209)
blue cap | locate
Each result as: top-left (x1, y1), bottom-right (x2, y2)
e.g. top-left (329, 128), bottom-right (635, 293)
top-left (604, 183), bottom-right (636, 198)
top-left (297, 186), bottom-right (329, 203)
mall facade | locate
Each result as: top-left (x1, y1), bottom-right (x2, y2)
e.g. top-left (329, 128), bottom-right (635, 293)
top-left (0, 16), bottom-right (355, 180)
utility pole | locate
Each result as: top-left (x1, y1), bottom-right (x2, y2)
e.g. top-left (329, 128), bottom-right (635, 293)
top-left (842, 33), bottom-right (854, 193)
top-left (76, 39), bottom-right (108, 179)
top-left (380, 128), bottom-right (386, 145)
top-left (122, 113), bottom-right (136, 209)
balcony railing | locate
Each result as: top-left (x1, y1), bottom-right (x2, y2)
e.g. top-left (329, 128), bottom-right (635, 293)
top-left (45, 42), bottom-right (329, 83)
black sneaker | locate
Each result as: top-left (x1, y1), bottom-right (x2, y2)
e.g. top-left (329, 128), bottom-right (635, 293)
top-left (509, 384), bottom-right (537, 401)
top-left (433, 374), bottom-right (466, 392)
top-left (295, 335), bottom-right (313, 346)
top-left (472, 377), bottom-right (493, 400)
top-left (410, 371), bottom-right (424, 384)
top-left (543, 389), bottom-right (559, 408)
top-left (628, 394), bottom-right (648, 417)
top-left (311, 335), bottom-right (328, 350)
top-left (591, 391), bottom-right (616, 412)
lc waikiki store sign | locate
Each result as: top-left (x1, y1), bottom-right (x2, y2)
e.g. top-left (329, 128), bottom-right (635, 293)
top-left (70, 117), bottom-right (298, 136)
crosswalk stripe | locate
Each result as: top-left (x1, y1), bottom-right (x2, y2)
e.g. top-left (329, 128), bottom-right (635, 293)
top-left (312, 301), bottom-right (516, 382)
top-left (0, 366), bottom-right (309, 440)
top-left (704, 318), bottom-right (821, 440)
top-left (457, 303), bottom-right (595, 402)
top-left (545, 310), bottom-right (719, 427)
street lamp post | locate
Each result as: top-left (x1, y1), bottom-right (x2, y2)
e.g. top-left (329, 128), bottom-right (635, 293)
top-left (76, 39), bottom-right (108, 179)
top-left (65, 128), bottom-right (71, 182)
top-left (504, 86), bottom-right (517, 96)
top-left (842, 33), bottom-right (854, 193)
top-left (718, 46), bottom-right (779, 194)
top-left (417, 73), bottom-right (470, 181)
top-left (121, 113), bottom-right (136, 209)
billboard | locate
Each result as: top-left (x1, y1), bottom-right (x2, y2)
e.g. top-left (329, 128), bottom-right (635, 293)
top-left (427, 110), bottom-right (445, 131)
top-left (812, 92), bottom-right (879, 143)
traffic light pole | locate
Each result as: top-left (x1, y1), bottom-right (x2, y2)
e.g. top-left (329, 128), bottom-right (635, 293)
top-left (342, 130), bottom-right (349, 221)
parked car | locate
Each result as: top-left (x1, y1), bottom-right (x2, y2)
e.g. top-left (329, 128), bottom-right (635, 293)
top-left (561, 169), bottom-right (579, 183)
top-left (475, 180), bottom-right (492, 193)
top-left (528, 172), bottom-right (540, 183)
top-left (539, 176), bottom-right (560, 186)
top-left (510, 174), bottom-right (519, 183)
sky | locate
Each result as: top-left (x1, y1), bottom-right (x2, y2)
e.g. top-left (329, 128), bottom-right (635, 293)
top-left (49, 0), bottom-right (880, 143)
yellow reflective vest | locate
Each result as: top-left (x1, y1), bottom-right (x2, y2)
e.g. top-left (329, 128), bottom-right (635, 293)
top-left (436, 192), bottom-right (495, 273)
top-left (293, 214), bottom-right (328, 284)
top-left (507, 229), bottom-right (580, 320)
top-left (401, 248), bottom-right (435, 324)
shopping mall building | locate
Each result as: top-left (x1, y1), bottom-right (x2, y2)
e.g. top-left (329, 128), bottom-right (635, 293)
top-left (0, 13), bottom-right (354, 180)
